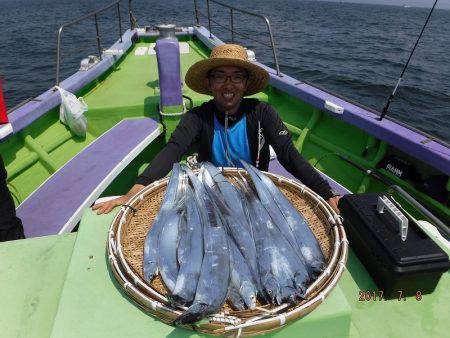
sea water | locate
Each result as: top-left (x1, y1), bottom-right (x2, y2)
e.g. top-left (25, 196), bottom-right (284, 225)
top-left (0, 0), bottom-right (449, 142)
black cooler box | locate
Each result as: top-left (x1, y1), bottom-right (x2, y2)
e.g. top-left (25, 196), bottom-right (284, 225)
top-left (339, 193), bottom-right (450, 299)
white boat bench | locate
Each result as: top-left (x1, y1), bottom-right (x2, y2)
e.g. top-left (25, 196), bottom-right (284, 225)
top-left (17, 118), bottom-right (161, 238)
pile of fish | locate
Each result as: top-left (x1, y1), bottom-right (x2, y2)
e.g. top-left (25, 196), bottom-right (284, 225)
top-left (142, 160), bottom-right (326, 325)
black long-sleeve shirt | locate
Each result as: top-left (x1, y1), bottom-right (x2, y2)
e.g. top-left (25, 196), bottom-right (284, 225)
top-left (137, 98), bottom-right (334, 199)
top-left (0, 156), bottom-right (24, 241)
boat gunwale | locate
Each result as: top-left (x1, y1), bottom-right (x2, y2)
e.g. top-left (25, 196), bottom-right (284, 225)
top-left (193, 25), bottom-right (450, 177)
top-left (2, 23), bottom-right (448, 178)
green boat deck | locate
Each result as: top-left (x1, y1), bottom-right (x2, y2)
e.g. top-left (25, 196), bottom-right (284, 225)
top-left (2, 36), bottom-right (448, 221)
top-left (1, 208), bottom-right (448, 338)
top-left (1, 34), bottom-right (449, 337)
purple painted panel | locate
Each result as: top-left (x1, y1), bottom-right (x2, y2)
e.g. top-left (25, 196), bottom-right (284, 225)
top-left (268, 158), bottom-right (350, 196)
top-left (156, 38), bottom-right (183, 108)
top-left (3, 29), bottom-right (136, 140)
top-left (258, 67), bottom-right (450, 176)
top-left (17, 118), bottom-right (159, 238)
top-left (193, 27), bottom-right (450, 176)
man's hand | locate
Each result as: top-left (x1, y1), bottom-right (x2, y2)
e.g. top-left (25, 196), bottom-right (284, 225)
top-left (92, 195), bottom-right (130, 215)
top-left (91, 184), bottom-right (145, 215)
top-left (327, 195), bottom-right (341, 214)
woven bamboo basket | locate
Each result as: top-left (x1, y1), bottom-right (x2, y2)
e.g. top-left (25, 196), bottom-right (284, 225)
top-left (107, 168), bottom-right (348, 336)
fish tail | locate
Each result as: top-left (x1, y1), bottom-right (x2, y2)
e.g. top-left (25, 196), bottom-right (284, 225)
top-left (172, 303), bottom-right (210, 325)
top-left (310, 260), bottom-right (326, 275)
top-left (167, 294), bottom-right (190, 307)
top-left (295, 285), bottom-right (307, 300)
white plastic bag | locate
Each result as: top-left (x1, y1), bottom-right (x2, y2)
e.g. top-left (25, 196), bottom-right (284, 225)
top-left (56, 86), bottom-right (88, 137)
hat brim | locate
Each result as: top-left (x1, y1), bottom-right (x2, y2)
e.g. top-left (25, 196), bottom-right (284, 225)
top-left (185, 57), bottom-right (270, 96)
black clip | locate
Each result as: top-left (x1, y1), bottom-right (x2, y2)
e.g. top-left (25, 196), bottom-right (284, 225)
top-left (122, 204), bottom-right (137, 214)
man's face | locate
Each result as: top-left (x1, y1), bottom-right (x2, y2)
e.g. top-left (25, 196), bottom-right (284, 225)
top-left (205, 66), bottom-right (249, 113)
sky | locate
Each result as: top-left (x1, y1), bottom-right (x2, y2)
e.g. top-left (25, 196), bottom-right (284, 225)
top-left (316, 0), bottom-right (450, 10)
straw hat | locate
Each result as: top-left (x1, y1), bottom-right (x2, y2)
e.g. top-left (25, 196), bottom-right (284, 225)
top-left (185, 44), bottom-right (270, 96)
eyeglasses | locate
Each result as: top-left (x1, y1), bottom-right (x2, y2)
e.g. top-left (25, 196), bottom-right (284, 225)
top-left (209, 72), bottom-right (248, 84)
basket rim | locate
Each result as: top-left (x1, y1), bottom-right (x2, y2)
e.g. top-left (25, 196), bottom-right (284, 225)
top-left (107, 168), bottom-right (349, 335)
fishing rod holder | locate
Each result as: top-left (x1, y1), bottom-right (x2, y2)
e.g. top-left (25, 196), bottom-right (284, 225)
top-left (387, 185), bottom-right (450, 240)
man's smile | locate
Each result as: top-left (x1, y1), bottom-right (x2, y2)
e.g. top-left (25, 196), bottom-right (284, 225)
top-left (222, 92), bottom-right (235, 100)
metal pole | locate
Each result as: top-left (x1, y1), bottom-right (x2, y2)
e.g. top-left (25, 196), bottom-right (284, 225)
top-left (129, 0), bottom-right (134, 30)
top-left (194, 0), bottom-right (199, 25)
top-left (94, 14), bottom-right (103, 60)
top-left (230, 8), bottom-right (234, 43)
top-left (388, 185), bottom-right (450, 239)
top-left (263, 16), bottom-right (281, 76)
top-left (207, 0), bottom-right (212, 38)
top-left (56, 27), bottom-right (63, 86)
top-left (117, 3), bottom-right (123, 42)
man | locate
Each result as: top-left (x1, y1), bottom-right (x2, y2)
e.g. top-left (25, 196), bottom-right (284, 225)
top-left (93, 44), bottom-right (340, 214)
top-left (0, 78), bottom-right (25, 241)
top-left (0, 155), bottom-right (25, 241)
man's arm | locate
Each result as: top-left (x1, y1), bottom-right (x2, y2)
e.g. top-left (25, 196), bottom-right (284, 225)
top-left (136, 111), bottom-right (202, 185)
top-left (93, 110), bottom-right (203, 214)
top-left (261, 104), bottom-right (340, 212)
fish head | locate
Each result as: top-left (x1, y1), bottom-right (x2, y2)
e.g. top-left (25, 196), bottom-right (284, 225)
top-left (262, 274), bottom-right (280, 304)
top-left (239, 281), bottom-right (257, 310)
top-left (280, 285), bottom-right (298, 304)
top-left (293, 272), bottom-right (309, 298)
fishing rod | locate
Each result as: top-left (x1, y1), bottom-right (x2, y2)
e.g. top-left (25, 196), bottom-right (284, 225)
top-left (337, 153), bottom-right (450, 239)
top-left (378, 0), bottom-right (439, 121)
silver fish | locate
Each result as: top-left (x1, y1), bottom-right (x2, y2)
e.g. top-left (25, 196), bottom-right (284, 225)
top-left (241, 175), bottom-right (309, 303)
top-left (241, 161), bottom-right (302, 261)
top-left (201, 168), bottom-right (260, 289)
top-left (243, 160), bottom-right (325, 274)
top-left (227, 286), bottom-right (246, 311)
top-left (157, 209), bottom-right (182, 293)
top-left (228, 236), bottom-right (258, 310)
top-left (269, 245), bottom-right (301, 304)
top-left (244, 190), bottom-right (281, 304)
top-left (174, 166), bottom-right (230, 325)
top-left (275, 234), bottom-right (309, 299)
top-left (201, 162), bottom-right (253, 234)
top-left (143, 163), bottom-right (183, 282)
top-left (170, 185), bottom-right (203, 306)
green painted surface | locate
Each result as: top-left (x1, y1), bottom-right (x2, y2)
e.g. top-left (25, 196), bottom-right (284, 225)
top-left (1, 34), bottom-right (449, 338)
top-left (340, 250), bottom-right (450, 338)
top-left (3, 35), bottom-right (446, 221)
top-left (49, 209), bottom-right (352, 338)
top-left (0, 233), bottom-right (76, 338)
